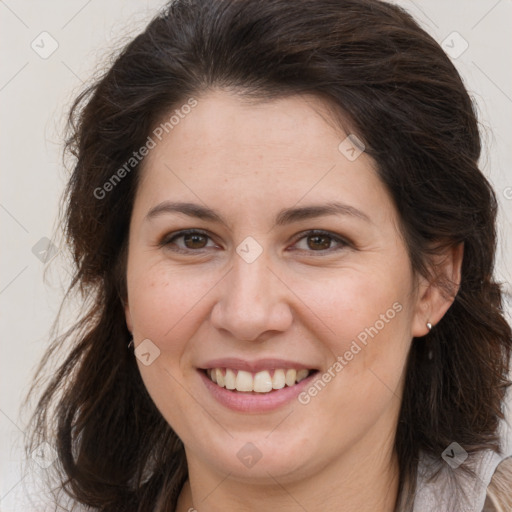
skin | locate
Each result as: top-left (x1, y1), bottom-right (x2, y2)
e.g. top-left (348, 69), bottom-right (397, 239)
top-left (124, 89), bottom-right (462, 512)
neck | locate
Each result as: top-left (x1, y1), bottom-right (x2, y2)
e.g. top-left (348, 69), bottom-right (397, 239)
top-left (175, 442), bottom-right (400, 512)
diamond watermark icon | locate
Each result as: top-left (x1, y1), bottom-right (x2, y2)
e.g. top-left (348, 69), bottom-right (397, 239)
top-left (441, 31), bottom-right (468, 60)
top-left (134, 338), bottom-right (161, 366)
top-left (31, 31), bottom-right (59, 59)
top-left (236, 236), bottom-right (263, 264)
top-left (338, 134), bottom-right (365, 161)
top-left (442, 441), bottom-right (468, 469)
top-left (237, 442), bottom-right (263, 468)
top-left (32, 237), bottom-right (59, 263)
top-left (31, 442), bottom-right (57, 469)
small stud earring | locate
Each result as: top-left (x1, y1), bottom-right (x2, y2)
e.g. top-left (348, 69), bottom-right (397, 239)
top-left (426, 321), bottom-right (433, 360)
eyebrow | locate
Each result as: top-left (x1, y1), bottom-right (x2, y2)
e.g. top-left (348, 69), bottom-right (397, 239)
top-left (144, 200), bottom-right (371, 226)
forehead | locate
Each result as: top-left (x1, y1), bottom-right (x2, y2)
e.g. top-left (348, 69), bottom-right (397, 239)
top-left (133, 89), bottom-right (394, 228)
top-left (141, 89), bottom-right (354, 177)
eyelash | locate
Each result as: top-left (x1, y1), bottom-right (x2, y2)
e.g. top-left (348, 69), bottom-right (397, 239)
top-left (159, 229), bottom-right (350, 255)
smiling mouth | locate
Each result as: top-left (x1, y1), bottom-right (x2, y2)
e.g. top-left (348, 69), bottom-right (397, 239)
top-left (203, 368), bottom-right (319, 393)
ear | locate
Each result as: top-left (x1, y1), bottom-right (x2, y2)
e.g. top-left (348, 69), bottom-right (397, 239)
top-left (411, 242), bottom-right (464, 337)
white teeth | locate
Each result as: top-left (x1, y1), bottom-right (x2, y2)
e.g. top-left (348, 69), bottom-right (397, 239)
top-left (224, 368), bottom-right (236, 390)
top-left (253, 370), bottom-right (273, 393)
top-left (215, 368), bottom-right (225, 387)
top-left (296, 369), bottom-right (309, 382)
top-left (235, 370), bottom-right (253, 392)
top-left (272, 369), bottom-right (286, 389)
top-left (206, 367), bottom-right (312, 393)
top-left (285, 369), bottom-right (297, 387)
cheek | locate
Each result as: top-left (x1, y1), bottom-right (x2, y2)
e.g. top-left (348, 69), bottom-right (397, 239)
top-left (128, 263), bottom-right (211, 344)
top-left (293, 274), bottom-right (412, 452)
top-left (126, 263), bottom-right (213, 429)
top-left (303, 266), bottom-right (411, 348)
top-left (297, 264), bottom-right (414, 414)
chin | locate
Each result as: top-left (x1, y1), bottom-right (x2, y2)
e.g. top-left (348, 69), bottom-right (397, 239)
top-left (192, 432), bottom-right (321, 482)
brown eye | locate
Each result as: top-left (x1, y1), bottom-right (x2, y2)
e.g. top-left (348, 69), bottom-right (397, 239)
top-left (181, 232), bottom-right (208, 249)
top-left (161, 229), bottom-right (216, 253)
top-left (306, 234), bottom-right (332, 250)
top-left (292, 230), bottom-right (348, 253)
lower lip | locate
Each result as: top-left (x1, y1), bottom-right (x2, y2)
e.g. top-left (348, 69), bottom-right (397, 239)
top-left (198, 369), bottom-right (318, 413)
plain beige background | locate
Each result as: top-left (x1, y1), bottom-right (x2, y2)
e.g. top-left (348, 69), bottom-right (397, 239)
top-left (1, 1), bottom-right (511, 510)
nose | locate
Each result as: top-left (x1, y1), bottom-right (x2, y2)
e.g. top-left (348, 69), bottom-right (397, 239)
top-left (210, 249), bottom-right (293, 343)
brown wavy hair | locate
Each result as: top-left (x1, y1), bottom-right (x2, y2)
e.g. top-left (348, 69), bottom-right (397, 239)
top-left (27, 0), bottom-right (512, 510)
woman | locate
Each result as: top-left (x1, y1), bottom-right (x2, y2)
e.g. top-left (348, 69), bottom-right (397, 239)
top-left (27, 0), bottom-right (512, 511)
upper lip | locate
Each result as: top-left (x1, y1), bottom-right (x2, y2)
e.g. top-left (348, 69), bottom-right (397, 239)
top-left (199, 358), bottom-right (317, 373)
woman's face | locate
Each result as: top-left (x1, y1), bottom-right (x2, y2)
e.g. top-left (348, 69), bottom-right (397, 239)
top-left (124, 90), bottom-right (430, 484)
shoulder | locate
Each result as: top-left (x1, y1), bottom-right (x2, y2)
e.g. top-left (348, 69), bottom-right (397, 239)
top-left (483, 456), bottom-right (512, 512)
